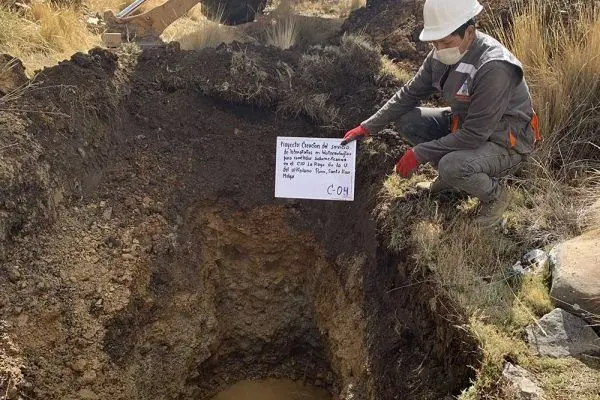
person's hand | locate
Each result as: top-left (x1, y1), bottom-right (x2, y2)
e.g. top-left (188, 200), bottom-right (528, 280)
top-left (395, 149), bottom-right (420, 177)
top-left (341, 125), bottom-right (369, 146)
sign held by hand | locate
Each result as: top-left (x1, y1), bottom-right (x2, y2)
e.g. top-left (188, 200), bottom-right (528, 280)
top-left (275, 137), bottom-right (356, 201)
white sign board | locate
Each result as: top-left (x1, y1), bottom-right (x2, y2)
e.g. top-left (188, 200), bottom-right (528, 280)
top-left (275, 137), bottom-right (356, 201)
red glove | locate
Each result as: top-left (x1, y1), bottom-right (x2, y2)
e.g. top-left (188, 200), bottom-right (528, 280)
top-left (341, 125), bottom-right (369, 146)
top-left (395, 149), bottom-right (419, 177)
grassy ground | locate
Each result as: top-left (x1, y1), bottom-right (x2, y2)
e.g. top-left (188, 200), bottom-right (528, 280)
top-left (373, 1), bottom-right (600, 398)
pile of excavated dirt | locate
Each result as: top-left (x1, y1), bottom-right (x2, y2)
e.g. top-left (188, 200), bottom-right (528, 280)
top-left (0, 39), bottom-right (477, 400)
top-left (342, 0), bottom-right (520, 62)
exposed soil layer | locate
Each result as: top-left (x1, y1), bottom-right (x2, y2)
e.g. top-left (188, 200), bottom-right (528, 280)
top-left (0, 41), bottom-right (477, 399)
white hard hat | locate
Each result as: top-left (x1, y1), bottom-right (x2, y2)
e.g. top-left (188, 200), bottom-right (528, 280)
top-left (419, 0), bottom-right (484, 42)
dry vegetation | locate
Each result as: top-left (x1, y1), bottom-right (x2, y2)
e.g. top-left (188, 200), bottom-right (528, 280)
top-left (265, 15), bottom-right (298, 49)
top-left (496, 0), bottom-right (600, 175)
top-left (161, 5), bottom-right (242, 50)
top-left (373, 1), bottom-right (600, 398)
top-left (0, 2), bottom-right (98, 72)
top-left (274, 0), bottom-right (366, 18)
top-left (0, 0), bottom-right (356, 69)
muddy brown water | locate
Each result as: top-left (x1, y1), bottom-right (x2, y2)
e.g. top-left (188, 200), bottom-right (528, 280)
top-left (211, 379), bottom-right (331, 400)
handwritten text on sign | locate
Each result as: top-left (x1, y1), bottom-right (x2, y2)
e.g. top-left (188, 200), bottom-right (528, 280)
top-left (275, 137), bottom-right (356, 201)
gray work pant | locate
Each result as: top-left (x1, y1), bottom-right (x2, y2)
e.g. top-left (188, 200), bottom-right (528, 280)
top-left (397, 107), bottom-right (522, 202)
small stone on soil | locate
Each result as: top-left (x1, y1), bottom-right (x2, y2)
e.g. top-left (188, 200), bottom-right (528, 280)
top-left (81, 369), bottom-right (97, 384)
top-left (77, 388), bottom-right (100, 400)
top-left (102, 207), bottom-right (113, 220)
top-left (70, 358), bottom-right (87, 373)
top-left (7, 266), bottom-right (21, 282)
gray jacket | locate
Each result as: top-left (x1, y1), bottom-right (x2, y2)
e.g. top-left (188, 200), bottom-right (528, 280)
top-left (362, 31), bottom-right (535, 163)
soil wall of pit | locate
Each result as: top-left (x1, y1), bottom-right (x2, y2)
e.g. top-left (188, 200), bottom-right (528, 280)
top-left (0, 44), bottom-right (477, 399)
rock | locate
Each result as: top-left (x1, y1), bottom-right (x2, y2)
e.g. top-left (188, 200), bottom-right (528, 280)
top-left (82, 327), bottom-right (98, 340)
top-left (121, 253), bottom-right (134, 261)
top-left (526, 308), bottom-right (600, 358)
top-left (70, 358), bottom-right (87, 373)
top-left (77, 388), bottom-right (100, 400)
top-left (523, 249), bottom-right (550, 271)
top-left (512, 249), bottom-right (550, 276)
top-left (6, 266), bottom-right (21, 283)
top-left (81, 369), bottom-right (96, 384)
top-left (102, 207), bottom-right (112, 220)
top-left (142, 196), bottom-right (153, 208)
top-left (502, 363), bottom-right (545, 400)
top-left (16, 314), bottom-right (28, 327)
top-left (550, 230), bottom-right (600, 318)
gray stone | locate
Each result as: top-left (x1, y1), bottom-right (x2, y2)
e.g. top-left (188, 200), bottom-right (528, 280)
top-left (502, 362), bottom-right (545, 400)
top-left (523, 249), bottom-right (550, 271)
top-left (512, 249), bottom-right (550, 276)
top-left (527, 308), bottom-right (600, 358)
top-left (550, 230), bottom-right (600, 318)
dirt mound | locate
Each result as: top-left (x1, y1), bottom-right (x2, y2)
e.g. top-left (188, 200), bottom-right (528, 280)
top-left (342, 0), bottom-right (521, 61)
top-left (0, 55), bottom-right (28, 96)
top-left (0, 40), bottom-right (477, 399)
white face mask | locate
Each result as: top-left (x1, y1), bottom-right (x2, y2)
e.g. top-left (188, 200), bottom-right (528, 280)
top-left (433, 47), bottom-right (467, 65)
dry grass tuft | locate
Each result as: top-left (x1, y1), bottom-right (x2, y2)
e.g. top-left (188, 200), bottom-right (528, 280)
top-left (496, 0), bottom-right (600, 175)
top-left (378, 55), bottom-right (411, 85)
top-left (278, 92), bottom-right (339, 125)
top-left (0, 7), bottom-right (49, 61)
top-left (0, 2), bottom-right (98, 72)
top-left (162, 15), bottom-right (240, 50)
top-left (275, 0), bottom-right (366, 18)
top-left (265, 15), bottom-right (298, 49)
top-left (297, 33), bottom-right (381, 89)
top-left (214, 49), bottom-right (278, 106)
top-left (504, 178), bottom-right (591, 247)
top-left (85, 0), bottom-right (129, 13)
top-left (30, 2), bottom-right (96, 53)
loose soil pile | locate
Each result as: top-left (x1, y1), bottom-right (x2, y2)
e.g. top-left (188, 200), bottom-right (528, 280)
top-left (0, 36), bottom-right (477, 400)
top-left (342, 0), bottom-right (520, 61)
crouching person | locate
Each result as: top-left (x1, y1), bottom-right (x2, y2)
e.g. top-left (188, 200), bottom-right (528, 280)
top-left (342, 0), bottom-right (540, 227)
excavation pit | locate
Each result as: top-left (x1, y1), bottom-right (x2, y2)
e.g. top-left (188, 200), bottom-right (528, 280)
top-left (0, 44), bottom-right (479, 399)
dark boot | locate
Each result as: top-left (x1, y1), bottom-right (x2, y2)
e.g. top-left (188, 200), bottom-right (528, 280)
top-left (476, 189), bottom-right (510, 228)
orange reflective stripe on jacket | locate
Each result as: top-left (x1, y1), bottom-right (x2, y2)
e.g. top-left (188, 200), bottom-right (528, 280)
top-left (450, 115), bottom-right (460, 133)
top-left (531, 112), bottom-right (542, 143)
top-left (509, 132), bottom-right (517, 148)
top-left (450, 112), bottom-right (541, 146)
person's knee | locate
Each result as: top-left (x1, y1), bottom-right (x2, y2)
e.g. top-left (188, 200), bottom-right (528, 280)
top-left (438, 153), bottom-right (469, 184)
top-left (397, 108), bottom-right (422, 137)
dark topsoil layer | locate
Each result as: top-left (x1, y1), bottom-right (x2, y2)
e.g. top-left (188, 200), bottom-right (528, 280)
top-left (0, 33), bottom-right (477, 400)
